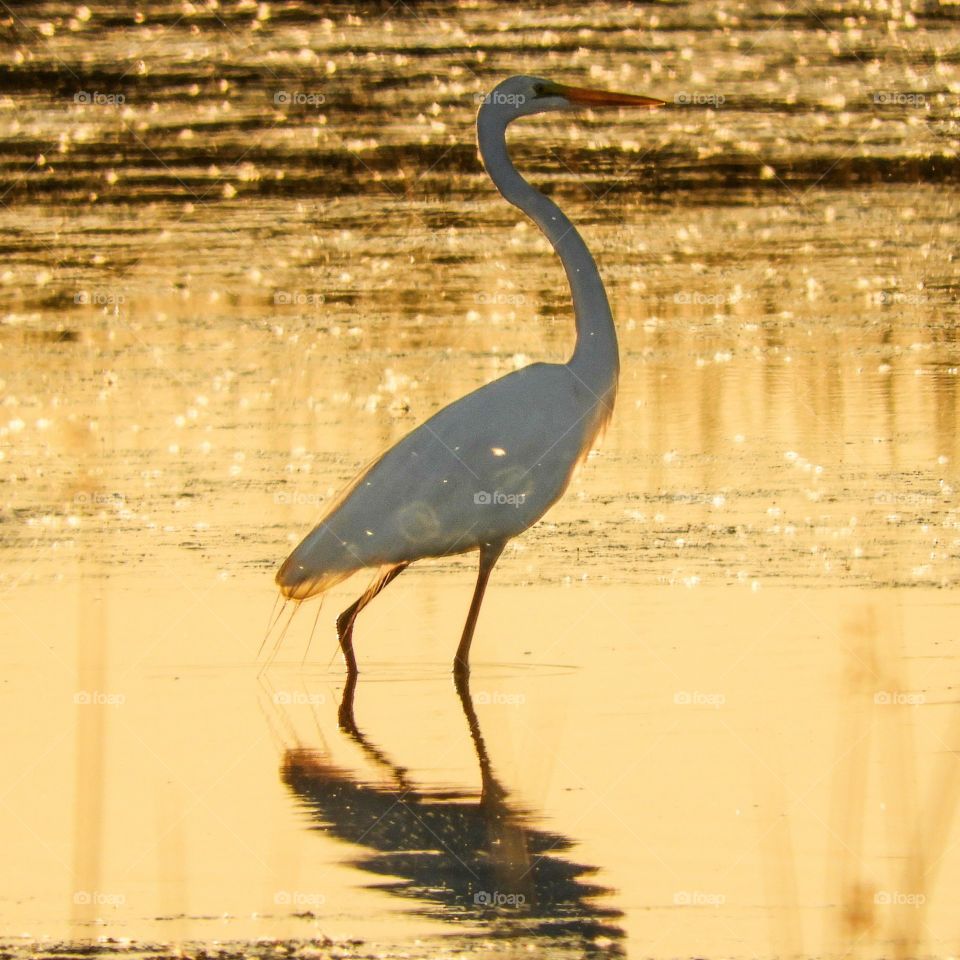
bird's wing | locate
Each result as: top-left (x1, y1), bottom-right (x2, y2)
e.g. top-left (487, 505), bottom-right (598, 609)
top-left (277, 362), bottom-right (612, 597)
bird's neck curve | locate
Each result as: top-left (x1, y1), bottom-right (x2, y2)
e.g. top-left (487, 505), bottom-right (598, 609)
top-left (477, 108), bottom-right (619, 406)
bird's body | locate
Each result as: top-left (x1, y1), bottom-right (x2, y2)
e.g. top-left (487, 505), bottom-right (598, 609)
top-left (276, 75), bottom-right (664, 677)
top-left (278, 361), bottom-right (612, 599)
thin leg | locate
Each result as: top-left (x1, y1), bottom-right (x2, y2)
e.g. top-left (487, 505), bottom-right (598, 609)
top-left (336, 563), bottom-right (408, 676)
top-left (454, 541), bottom-right (506, 678)
top-left (335, 598), bottom-right (363, 675)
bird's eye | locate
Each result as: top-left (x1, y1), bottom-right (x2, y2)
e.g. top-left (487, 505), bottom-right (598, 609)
top-left (532, 83), bottom-right (545, 97)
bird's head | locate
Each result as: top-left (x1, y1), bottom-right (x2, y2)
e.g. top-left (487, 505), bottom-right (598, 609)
top-left (478, 74), bottom-right (666, 123)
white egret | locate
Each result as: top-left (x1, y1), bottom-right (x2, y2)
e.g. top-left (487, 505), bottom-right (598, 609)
top-left (277, 75), bottom-right (665, 677)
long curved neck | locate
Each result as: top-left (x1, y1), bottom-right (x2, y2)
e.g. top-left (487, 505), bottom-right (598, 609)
top-left (477, 109), bottom-right (619, 403)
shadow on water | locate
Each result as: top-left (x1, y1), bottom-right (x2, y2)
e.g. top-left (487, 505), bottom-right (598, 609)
top-left (279, 672), bottom-right (624, 955)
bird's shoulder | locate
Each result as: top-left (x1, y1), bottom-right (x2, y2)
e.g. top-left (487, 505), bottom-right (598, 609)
top-left (362, 361), bottom-right (594, 477)
top-left (426, 361), bottom-right (581, 424)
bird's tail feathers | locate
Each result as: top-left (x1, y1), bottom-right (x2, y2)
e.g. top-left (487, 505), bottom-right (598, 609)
top-left (275, 561), bottom-right (353, 601)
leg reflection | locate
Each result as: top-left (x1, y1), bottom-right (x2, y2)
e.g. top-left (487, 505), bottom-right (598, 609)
top-left (281, 664), bottom-right (624, 953)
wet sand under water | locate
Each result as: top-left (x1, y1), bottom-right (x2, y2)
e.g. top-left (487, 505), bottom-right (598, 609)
top-left (4, 569), bottom-right (960, 957)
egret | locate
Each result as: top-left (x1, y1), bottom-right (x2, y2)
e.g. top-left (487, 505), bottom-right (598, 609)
top-left (277, 75), bottom-right (665, 678)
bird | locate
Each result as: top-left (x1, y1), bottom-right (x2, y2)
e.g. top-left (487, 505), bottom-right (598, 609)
top-left (276, 75), bottom-right (665, 678)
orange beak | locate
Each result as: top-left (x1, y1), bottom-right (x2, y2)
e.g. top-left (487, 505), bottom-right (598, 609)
top-left (546, 81), bottom-right (666, 110)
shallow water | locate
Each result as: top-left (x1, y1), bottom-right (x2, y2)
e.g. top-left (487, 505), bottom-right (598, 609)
top-left (2, 1), bottom-right (960, 958)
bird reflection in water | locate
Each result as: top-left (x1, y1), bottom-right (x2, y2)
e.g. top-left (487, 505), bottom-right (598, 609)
top-left (278, 674), bottom-right (625, 954)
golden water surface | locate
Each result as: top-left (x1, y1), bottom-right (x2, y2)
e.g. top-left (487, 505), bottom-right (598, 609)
top-left (1, 2), bottom-right (959, 958)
